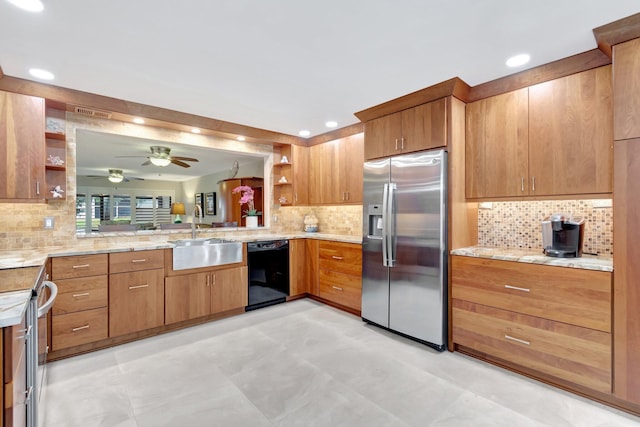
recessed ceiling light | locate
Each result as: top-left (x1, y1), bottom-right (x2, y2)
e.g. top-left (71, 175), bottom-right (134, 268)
top-left (133, 118), bottom-right (145, 124)
top-left (7, 0), bottom-right (44, 12)
top-left (237, 136), bottom-right (246, 141)
top-left (325, 121), bottom-right (338, 128)
top-left (28, 68), bottom-right (54, 80)
top-left (191, 128), bottom-right (201, 134)
top-left (299, 130), bottom-right (310, 137)
top-left (506, 53), bottom-right (531, 68)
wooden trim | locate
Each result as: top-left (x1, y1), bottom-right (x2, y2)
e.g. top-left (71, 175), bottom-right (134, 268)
top-left (0, 74), bottom-right (305, 146)
top-left (455, 345), bottom-right (640, 417)
top-left (306, 123), bottom-right (364, 146)
top-left (467, 49), bottom-right (611, 102)
top-left (48, 307), bottom-right (246, 361)
top-left (593, 13), bottom-right (640, 58)
top-left (354, 77), bottom-right (471, 122)
top-left (465, 192), bottom-right (612, 202)
top-left (307, 294), bottom-right (361, 317)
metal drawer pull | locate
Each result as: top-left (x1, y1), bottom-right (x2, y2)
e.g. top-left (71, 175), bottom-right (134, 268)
top-left (72, 264), bottom-right (90, 269)
top-left (504, 284), bottom-right (530, 293)
top-left (131, 259), bottom-right (147, 263)
top-left (72, 325), bottom-right (90, 332)
top-left (332, 256), bottom-right (344, 260)
top-left (332, 286), bottom-right (344, 291)
top-left (72, 292), bottom-right (90, 298)
top-left (505, 335), bottom-right (530, 346)
top-left (128, 284), bottom-right (149, 290)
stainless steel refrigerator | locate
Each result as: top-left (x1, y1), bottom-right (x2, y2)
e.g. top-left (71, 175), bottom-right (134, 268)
top-left (361, 149), bottom-right (447, 351)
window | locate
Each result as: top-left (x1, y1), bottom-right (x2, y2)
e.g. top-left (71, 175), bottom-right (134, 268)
top-left (76, 188), bottom-right (175, 234)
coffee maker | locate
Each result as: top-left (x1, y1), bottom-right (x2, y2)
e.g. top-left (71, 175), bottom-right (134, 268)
top-left (541, 214), bottom-right (585, 258)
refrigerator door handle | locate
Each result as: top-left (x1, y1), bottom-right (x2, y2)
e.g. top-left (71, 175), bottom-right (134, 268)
top-left (382, 183), bottom-right (389, 266)
top-left (387, 182), bottom-right (397, 267)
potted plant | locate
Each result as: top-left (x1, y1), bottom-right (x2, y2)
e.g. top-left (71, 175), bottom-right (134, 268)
top-left (232, 185), bottom-right (261, 228)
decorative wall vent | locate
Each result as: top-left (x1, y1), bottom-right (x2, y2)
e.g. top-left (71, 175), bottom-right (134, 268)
top-left (73, 106), bottom-right (112, 119)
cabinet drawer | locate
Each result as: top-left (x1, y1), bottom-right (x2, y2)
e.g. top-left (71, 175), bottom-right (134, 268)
top-left (319, 242), bottom-right (362, 276)
top-left (109, 249), bottom-right (165, 274)
top-left (52, 307), bottom-right (108, 351)
top-left (52, 254), bottom-right (108, 280)
top-left (52, 275), bottom-right (108, 315)
top-left (451, 256), bottom-right (611, 332)
top-left (452, 299), bottom-right (611, 393)
top-left (319, 269), bottom-right (361, 310)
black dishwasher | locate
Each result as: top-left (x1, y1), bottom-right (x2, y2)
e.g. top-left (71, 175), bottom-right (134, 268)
top-left (246, 240), bottom-right (290, 310)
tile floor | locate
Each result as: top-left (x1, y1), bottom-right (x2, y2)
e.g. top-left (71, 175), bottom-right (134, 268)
top-left (44, 299), bottom-right (640, 426)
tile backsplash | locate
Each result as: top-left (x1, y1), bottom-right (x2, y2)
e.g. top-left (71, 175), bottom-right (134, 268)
top-left (272, 205), bottom-right (363, 236)
top-left (477, 200), bottom-right (613, 256)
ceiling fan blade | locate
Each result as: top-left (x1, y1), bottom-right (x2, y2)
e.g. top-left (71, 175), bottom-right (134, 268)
top-left (171, 159), bottom-right (191, 168)
top-left (128, 176), bottom-right (144, 181)
top-left (172, 156), bottom-right (199, 162)
top-left (85, 175), bottom-right (104, 178)
top-left (141, 159), bottom-right (151, 166)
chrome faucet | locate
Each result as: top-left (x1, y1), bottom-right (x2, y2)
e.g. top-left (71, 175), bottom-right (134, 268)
top-left (192, 204), bottom-right (203, 239)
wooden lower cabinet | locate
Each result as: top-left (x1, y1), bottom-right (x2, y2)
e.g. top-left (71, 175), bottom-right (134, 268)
top-left (51, 255), bottom-right (109, 352)
top-left (109, 268), bottom-right (165, 337)
top-left (317, 241), bottom-right (362, 311)
top-left (165, 266), bottom-right (248, 325)
top-left (451, 255), bottom-right (613, 395)
top-left (453, 300), bottom-right (611, 393)
top-left (289, 239), bottom-right (308, 297)
top-left (52, 308), bottom-right (108, 351)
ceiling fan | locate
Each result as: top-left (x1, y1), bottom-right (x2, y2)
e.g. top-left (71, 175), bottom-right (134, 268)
top-left (87, 169), bottom-right (144, 183)
top-left (117, 145), bottom-right (199, 168)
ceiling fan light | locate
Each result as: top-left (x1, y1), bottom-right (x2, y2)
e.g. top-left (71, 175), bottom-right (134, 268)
top-left (108, 169), bottom-right (124, 183)
top-left (150, 157), bottom-right (172, 167)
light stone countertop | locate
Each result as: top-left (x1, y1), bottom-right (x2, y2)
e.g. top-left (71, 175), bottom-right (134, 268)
top-left (451, 246), bottom-right (613, 272)
top-left (0, 289), bottom-right (32, 328)
top-left (0, 232), bottom-right (362, 271)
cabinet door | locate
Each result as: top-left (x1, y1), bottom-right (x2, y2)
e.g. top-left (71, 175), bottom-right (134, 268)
top-left (165, 272), bottom-right (211, 324)
top-left (306, 239), bottom-right (320, 296)
top-left (289, 239), bottom-right (308, 296)
top-left (309, 142), bottom-right (340, 204)
top-left (364, 112), bottom-right (402, 160)
top-left (529, 66), bottom-right (613, 196)
top-left (339, 133), bottom-right (364, 203)
top-left (613, 38), bottom-right (640, 141)
top-left (401, 97), bottom-right (447, 153)
top-left (291, 144), bottom-right (309, 205)
top-left (109, 268), bottom-right (165, 337)
top-left (211, 266), bottom-right (248, 313)
top-left (0, 91), bottom-right (45, 201)
top-left (466, 88), bottom-right (529, 198)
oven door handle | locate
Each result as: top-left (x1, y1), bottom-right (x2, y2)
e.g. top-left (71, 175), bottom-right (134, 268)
top-left (37, 281), bottom-right (58, 318)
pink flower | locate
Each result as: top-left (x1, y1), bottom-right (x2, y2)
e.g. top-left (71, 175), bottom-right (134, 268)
top-left (232, 185), bottom-right (261, 216)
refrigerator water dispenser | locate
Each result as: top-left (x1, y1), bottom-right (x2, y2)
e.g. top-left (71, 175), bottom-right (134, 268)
top-left (368, 204), bottom-right (383, 237)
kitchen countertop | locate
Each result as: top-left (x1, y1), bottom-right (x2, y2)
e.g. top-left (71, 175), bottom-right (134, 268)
top-left (0, 232), bottom-right (362, 270)
top-left (451, 246), bottom-right (613, 272)
top-left (0, 289), bottom-right (32, 328)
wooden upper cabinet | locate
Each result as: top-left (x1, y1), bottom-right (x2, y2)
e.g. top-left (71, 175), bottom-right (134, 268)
top-left (291, 144), bottom-right (309, 205)
top-left (466, 66), bottom-right (612, 199)
top-left (466, 88), bottom-right (529, 198)
top-left (364, 112), bottom-right (402, 160)
top-left (0, 91), bottom-right (45, 201)
top-left (529, 66), bottom-right (613, 196)
top-left (401, 97), bottom-right (447, 153)
top-left (309, 134), bottom-right (363, 204)
top-left (364, 98), bottom-right (447, 161)
top-left (613, 38), bottom-right (640, 141)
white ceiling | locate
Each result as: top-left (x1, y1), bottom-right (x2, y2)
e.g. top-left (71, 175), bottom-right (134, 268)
top-left (0, 1), bottom-right (638, 139)
top-left (75, 130), bottom-right (264, 182)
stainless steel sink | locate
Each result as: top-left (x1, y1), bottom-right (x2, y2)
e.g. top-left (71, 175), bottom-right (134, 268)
top-left (169, 238), bottom-right (243, 270)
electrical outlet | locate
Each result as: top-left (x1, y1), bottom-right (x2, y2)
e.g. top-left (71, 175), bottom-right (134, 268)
top-left (592, 199), bottom-right (612, 208)
top-left (44, 217), bottom-right (55, 229)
